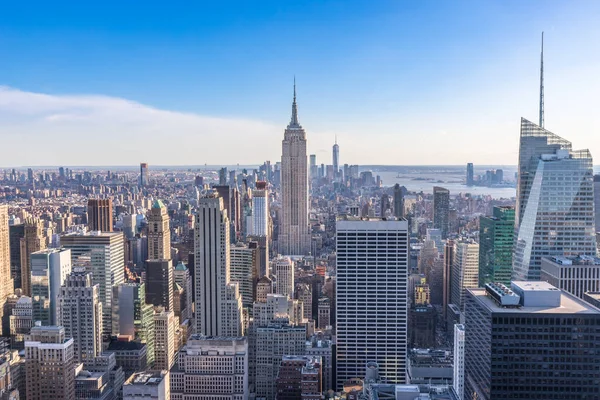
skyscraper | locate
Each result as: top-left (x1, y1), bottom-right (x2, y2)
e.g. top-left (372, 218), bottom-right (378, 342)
top-left (451, 238), bottom-right (479, 311)
top-left (87, 198), bottom-right (114, 232)
top-left (153, 308), bottom-right (176, 371)
top-left (332, 137), bottom-right (339, 176)
top-left (278, 81), bottom-right (311, 256)
top-left (20, 217), bottom-right (46, 296)
top-left (26, 324), bottom-right (76, 400)
top-left (465, 281), bottom-right (600, 399)
top-left (194, 195), bottom-right (242, 337)
top-left (274, 256), bottom-right (294, 299)
top-left (61, 231), bottom-right (125, 335)
top-left (466, 163), bottom-right (474, 186)
top-left (393, 183), bottom-right (404, 219)
top-left (58, 271), bottom-right (103, 364)
top-left (0, 205), bottom-right (13, 336)
top-left (594, 174), bottom-right (600, 234)
top-left (309, 154), bottom-right (318, 180)
top-left (513, 118), bottom-right (596, 281)
top-left (30, 248), bottom-right (72, 325)
top-left (174, 261), bottom-right (193, 322)
top-left (140, 162), bottom-right (149, 187)
top-left (336, 216), bottom-right (409, 388)
top-left (453, 324), bottom-right (465, 400)
top-left (433, 186), bottom-right (450, 239)
top-left (9, 223), bottom-right (24, 292)
top-left (479, 206), bottom-right (515, 285)
top-left (251, 181), bottom-right (269, 237)
top-left (230, 242), bottom-right (258, 310)
top-left (145, 259), bottom-right (174, 311)
top-left (147, 199), bottom-right (171, 260)
top-left (442, 239), bottom-right (454, 320)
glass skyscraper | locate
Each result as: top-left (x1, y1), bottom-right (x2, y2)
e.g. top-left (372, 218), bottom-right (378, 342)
top-left (479, 206), bottom-right (514, 285)
top-left (513, 118), bottom-right (596, 281)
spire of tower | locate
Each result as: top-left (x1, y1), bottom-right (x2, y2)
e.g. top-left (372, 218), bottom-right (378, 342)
top-left (539, 32), bottom-right (544, 128)
top-left (290, 76), bottom-right (299, 127)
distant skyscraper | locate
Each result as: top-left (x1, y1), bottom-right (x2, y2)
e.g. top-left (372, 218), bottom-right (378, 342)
top-left (251, 181), bottom-right (269, 237)
top-left (332, 137), bottom-right (339, 176)
top-left (309, 154), bottom-right (318, 180)
top-left (433, 186), bottom-right (450, 239)
top-left (147, 199), bottom-right (171, 260)
top-left (336, 216), bottom-right (409, 388)
top-left (451, 238), bottom-right (479, 311)
top-left (274, 256), bottom-right (294, 299)
top-left (0, 205), bottom-right (13, 336)
top-left (9, 223), bottom-right (24, 292)
top-left (466, 163), bottom-right (474, 186)
top-left (140, 162), bottom-right (149, 187)
top-left (145, 259), bottom-right (174, 311)
top-left (219, 167), bottom-right (228, 186)
top-left (61, 231), bottom-right (125, 335)
top-left (513, 119), bottom-right (596, 281)
top-left (26, 325), bottom-right (76, 400)
top-left (393, 183), bottom-right (404, 218)
top-left (20, 217), bottom-right (46, 296)
top-left (30, 248), bottom-right (72, 325)
top-left (87, 198), bottom-right (113, 232)
top-left (465, 281), bottom-right (600, 399)
top-left (278, 81), bottom-right (311, 256)
top-left (479, 206), bottom-right (515, 285)
top-left (58, 271), bottom-right (103, 364)
top-left (194, 195), bottom-right (242, 337)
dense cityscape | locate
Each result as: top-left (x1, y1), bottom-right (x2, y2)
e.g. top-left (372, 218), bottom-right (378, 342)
top-left (2, 3), bottom-right (600, 399)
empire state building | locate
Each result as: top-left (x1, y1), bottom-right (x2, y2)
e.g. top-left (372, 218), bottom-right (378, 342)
top-left (278, 82), bottom-right (311, 255)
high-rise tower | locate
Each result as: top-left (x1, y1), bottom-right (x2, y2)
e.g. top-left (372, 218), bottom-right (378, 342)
top-left (20, 217), bottom-right (46, 296)
top-left (147, 199), bottom-right (171, 259)
top-left (433, 186), bottom-right (450, 239)
top-left (332, 136), bottom-right (339, 177)
top-left (0, 205), bottom-right (14, 336)
top-left (278, 80), bottom-right (311, 256)
top-left (87, 198), bottom-right (113, 232)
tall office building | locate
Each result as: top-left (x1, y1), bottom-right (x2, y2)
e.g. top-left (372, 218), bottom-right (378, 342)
top-left (140, 163), bottom-right (149, 187)
top-left (442, 239), bottom-right (454, 320)
top-left (61, 231), bottom-right (125, 335)
top-left (296, 283), bottom-right (312, 321)
top-left (147, 200), bottom-right (171, 260)
top-left (87, 198), bottom-right (114, 232)
top-left (465, 281), bottom-right (600, 399)
top-left (309, 154), bottom-right (318, 180)
top-left (30, 248), bottom-right (72, 325)
top-left (251, 181), bottom-right (269, 237)
top-left (274, 256), bottom-right (294, 299)
top-left (112, 283), bottom-right (155, 366)
top-left (58, 271), bottom-right (103, 364)
top-left (174, 261), bottom-right (193, 322)
top-left (194, 195), bottom-right (242, 337)
top-left (595, 174), bottom-right (600, 234)
top-left (393, 184), bottom-right (404, 219)
top-left (514, 119), bottom-right (596, 280)
top-left (450, 238), bottom-right (479, 311)
top-left (230, 243), bottom-right (258, 310)
top-left (20, 217), bottom-right (46, 296)
top-left (278, 81), bottom-right (311, 256)
top-left (145, 259), bottom-right (174, 311)
top-left (433, 186), bottom-right (450, 239)
top-left (0, 206), bottom-right (13, 337)
top-left (170, 336), bottom-right (248, 399)
top-left (336, 216), bottom-right (409, 388)
top-left (479, 206), bottom-right (515, 285)
top-left (9, 223), bottom-right (24, 292)
top-left (453, 324), bottom-right (465, 400)
top-left (153, 309), bottom-right (176, 371)
top-left (332, 138), bottom-right (339, 176)
top-left (25, 325), bottom-right (76, 400)
top-left (466, 163), bottom-right (474, 186)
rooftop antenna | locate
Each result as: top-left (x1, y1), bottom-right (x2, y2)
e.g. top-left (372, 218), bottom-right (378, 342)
top-left (539, 32), bottom-right (544, 128)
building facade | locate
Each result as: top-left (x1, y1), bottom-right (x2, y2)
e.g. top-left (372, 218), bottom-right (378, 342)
top-left (433, 186), bottom-right (450, 239)
top-left (540, 255), bottom-right (600, 300)
top-left (87, 198), bottom-right (114, 232)
top-left (20, 217), bottom-right (46, 296)
top-left (30, 248), bottom-right (72, 325)
top-left (0, 206), bottom-right (13, 336)
top-left (450, 238), bottom-right (479, 311)
top-left (274, 256), bottom-right (295, 299)
top-left (479, 206), bottom-right (514, 286)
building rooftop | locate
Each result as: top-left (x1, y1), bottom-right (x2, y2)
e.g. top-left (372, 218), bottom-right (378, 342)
top-left (543, 255), bottom-right (600, 266)
top-left (126, 371), bottom-right (166, 386)
top-left (174, 261), bottom-right (187, 271)
top-left (337, 215), bottom-right (407, 222)
top-left (106, 340), bottom-right (146, 352)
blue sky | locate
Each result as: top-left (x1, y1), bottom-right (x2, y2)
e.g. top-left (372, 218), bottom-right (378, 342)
top-left (1, 1), bottom-right (600, 166)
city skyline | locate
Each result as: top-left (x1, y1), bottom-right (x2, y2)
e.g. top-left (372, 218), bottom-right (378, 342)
top-left (2, 2), bottom-right (600, 166)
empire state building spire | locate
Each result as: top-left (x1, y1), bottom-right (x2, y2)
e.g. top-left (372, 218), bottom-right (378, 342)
top-left (289, 77), bottom-right (301, 128)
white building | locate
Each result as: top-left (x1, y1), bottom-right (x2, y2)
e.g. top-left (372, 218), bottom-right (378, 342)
top-left (251, 185), bottom-right (269, 237)
top-left (253, 293), bottom-right (303, 326)
top-left (58, 271), bottom-right (103, 364)
top-left (154, 309), bottom-right (176, 371)
top-left (274, 256), bottom-right (294, 299)
top-left (30, 248), bottom-right (72, 325)
top-left (336, 217), bottom-right (409, 388)
top-left (540, 255), bottom-right (600, 300)
top-left (170, 336), bottom-right (248, 400)
top-left (123, 370), bottom-right (170, 400)
top-left (451, 238), bottom-right (480, 311)
top-left (278, 83), bottom-right (311, 256)
top-left (194, 195), bottom-right (242, 337)
top-left (453, 324), bottom-right (465, 400)
top-left (230, 243), bottom-right (257, 310)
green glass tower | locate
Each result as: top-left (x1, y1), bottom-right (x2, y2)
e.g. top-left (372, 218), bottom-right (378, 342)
top-left (479, 206), bottom-right (515, 285)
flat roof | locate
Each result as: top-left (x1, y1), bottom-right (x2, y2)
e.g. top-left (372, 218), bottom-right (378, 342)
top-left (468, 287), bottom-right (600, 315)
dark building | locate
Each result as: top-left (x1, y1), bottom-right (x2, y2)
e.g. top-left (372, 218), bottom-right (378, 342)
top-left (145, 259), bottom-right (174, 311)
top-left (409, 305), bottom-right (436, 348)
top-left (275, 356), bottom-right (322, 400)
top-left (87, 199), bottom-right (114, 232)
top-left (465, 281), bottom-right (600, 400)
top-left (433, 186), bottom-right (449, 239)
top-left (393, 183), bottom-right (404, 218)
top-left (105, 339), bottom-right (148, 378)
top-left (9, 224), bottom-right (25, 290)
top-left (442, 239), bottom-right (454, 320)
top-left (466, 163), bottom-right (474, 186)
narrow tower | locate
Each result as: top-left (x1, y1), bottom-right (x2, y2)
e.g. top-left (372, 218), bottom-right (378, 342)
top-left (539, 32), bottom-right (544, 128)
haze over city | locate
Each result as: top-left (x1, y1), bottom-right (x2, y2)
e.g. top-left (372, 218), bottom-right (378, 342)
top-left (2, 0), bottom-right (600, 166)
